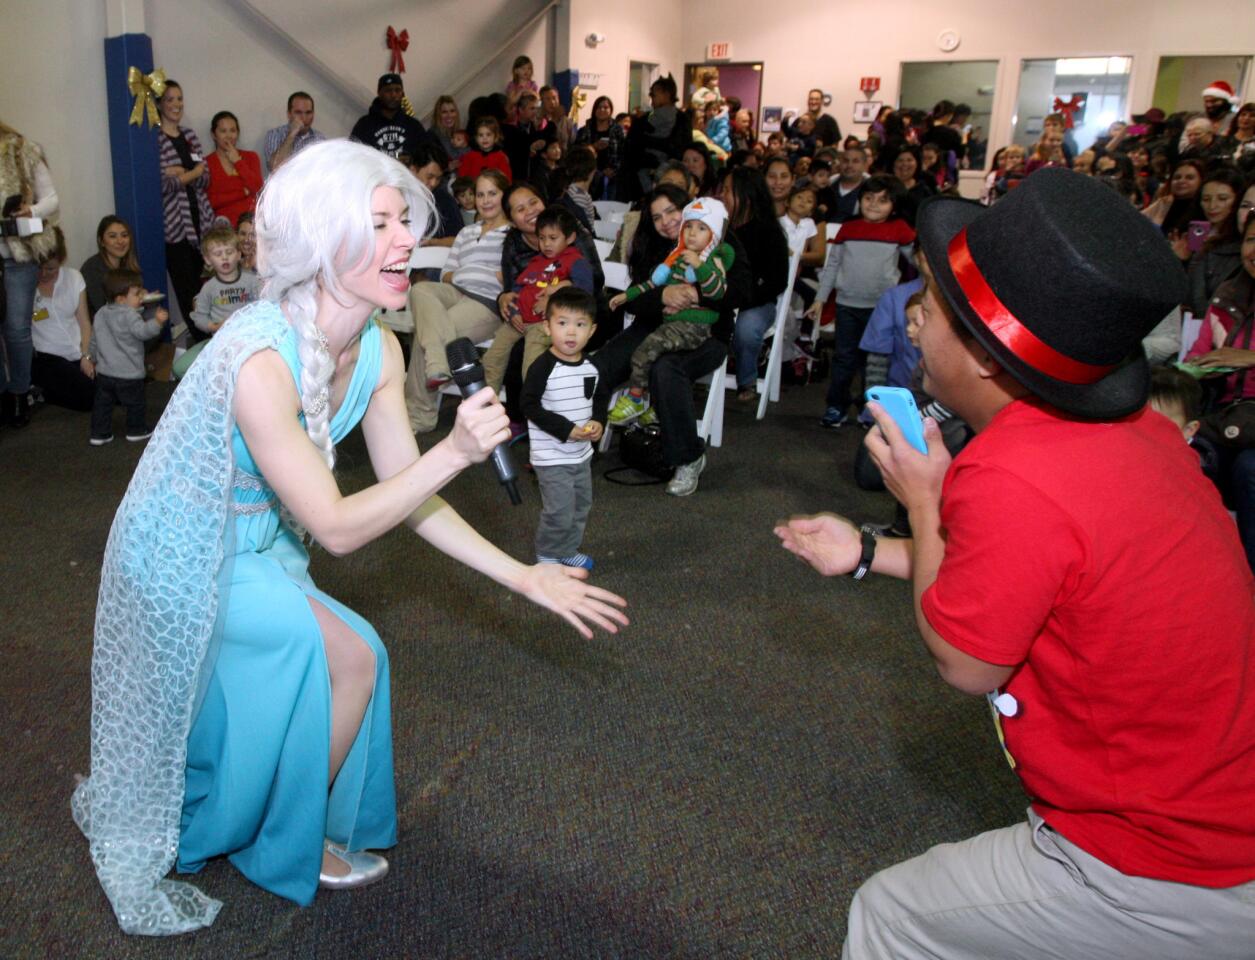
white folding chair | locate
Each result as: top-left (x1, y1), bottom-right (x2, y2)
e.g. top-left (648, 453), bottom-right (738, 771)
top-left (593, 218), bottom-right (621, 242)
top-left (409, 245), bottom-right (451, 272)
top-left (593, 238), bottom-right (614, 262)
top-left (379, 247), bottom-right (452, 336)
top-left (1177, 309), bottom-right (1200, 363)
top-left (593, 200), bottom-right (629, 221)
top-left (603, 260), bottom-right (631, 291)
top-left (697, 355), bottom-right (727, 447)
top-left (724, 248), bottom-right (803, 419)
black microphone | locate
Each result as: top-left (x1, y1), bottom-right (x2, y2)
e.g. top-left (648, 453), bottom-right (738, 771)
top-left (445, 338), bottom-right (522, 505)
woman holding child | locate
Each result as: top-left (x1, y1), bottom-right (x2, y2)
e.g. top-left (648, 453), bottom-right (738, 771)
top-left (596, 183), bottom-right (751, 495)
top-left (497, 181), bottom-right (606, 312)
top-left (403, 168), bottom-right (512, 433)
top-left (74, 140), bottom-right (627, 936)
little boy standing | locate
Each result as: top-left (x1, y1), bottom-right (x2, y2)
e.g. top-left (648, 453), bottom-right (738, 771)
top-left (805, 174), bottom-right (915, 427)
top-left (521, 287), bottom-right (608, 570)
top-left (483, 206), bottom-right (595, 390)
top-left (89, 269), bottom-right (166, 445)
top-left (190, 225), bottom-right (261, 338)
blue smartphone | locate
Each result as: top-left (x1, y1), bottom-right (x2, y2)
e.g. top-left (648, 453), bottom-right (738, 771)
top-left (866, 386), bottom-right (928, 454)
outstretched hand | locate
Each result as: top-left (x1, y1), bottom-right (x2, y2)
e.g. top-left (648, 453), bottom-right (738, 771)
top-left (775, 512), bottom-right (861, 577)
top-left (518, 563), bottom-right (629, 638)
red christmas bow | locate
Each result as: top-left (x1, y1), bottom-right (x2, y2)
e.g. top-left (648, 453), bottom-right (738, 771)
top-left (387, 26), bottom-right (408, 73)
top-left (1052, 94), bottom-right (1084, 129)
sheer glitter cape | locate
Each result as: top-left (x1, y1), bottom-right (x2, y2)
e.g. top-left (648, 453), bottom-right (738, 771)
top-left (71, 302), bottom-right (292, 935)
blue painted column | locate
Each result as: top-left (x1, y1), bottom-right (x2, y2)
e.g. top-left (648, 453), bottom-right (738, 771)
top-left (553, 69), bottom-right (580, 115)
top-left (103, 32), bottom-right (166, 296)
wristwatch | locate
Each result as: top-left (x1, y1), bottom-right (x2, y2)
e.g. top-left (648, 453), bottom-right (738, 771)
top-left (851, 524), bottom-right (878, 581)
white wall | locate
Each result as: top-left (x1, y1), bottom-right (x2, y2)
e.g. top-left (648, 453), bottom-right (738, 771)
top-left (0, 1), bottom-right (114, 270)
top-left (680, 0), bottom-right (1255, 167)
top-left (149, 0), bottom-right (554, 153)
top-left (565, 0), bottom-right (683, 124)
top-left (0, 0), bottom-right (555, 265)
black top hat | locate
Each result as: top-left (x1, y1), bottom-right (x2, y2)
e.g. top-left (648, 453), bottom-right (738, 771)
top-left (915, 168), bottom-right (1186, 419)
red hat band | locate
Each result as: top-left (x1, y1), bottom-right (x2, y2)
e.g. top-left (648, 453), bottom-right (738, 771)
top-left (946, 229), bottom-right (1120, 385)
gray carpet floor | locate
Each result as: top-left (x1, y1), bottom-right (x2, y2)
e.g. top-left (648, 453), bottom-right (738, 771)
top-left (0, 375), bottom-right (1024, 958)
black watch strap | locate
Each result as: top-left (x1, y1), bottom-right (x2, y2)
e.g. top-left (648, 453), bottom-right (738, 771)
top-left (851, 525), bottom-right (878, 581)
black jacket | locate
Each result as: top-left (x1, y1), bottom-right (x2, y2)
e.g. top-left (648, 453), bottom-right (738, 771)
top-left (732, 217), bottom-right (790, 310)
top-left (1190, 238), bottom-right (1243, 319)
top-left (350, 100), bottom-right (427, 159)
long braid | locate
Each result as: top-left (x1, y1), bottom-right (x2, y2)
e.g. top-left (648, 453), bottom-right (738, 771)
top-left (287, 283), bottom-right (336, 470)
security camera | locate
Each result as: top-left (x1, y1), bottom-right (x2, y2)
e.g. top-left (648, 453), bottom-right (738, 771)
top-left (585, 32), bottom-right (606, 47)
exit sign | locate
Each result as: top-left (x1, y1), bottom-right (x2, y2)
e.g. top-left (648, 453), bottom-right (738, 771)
top-left (707, 42), bottom-right (732, 60)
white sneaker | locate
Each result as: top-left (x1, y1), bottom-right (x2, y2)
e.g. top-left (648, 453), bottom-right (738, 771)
top-left (665, 453), bottom-right (706, 497)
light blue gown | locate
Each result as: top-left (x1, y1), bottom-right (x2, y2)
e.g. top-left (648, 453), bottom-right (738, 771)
top-left (176, 315), bottom-right (397, 907)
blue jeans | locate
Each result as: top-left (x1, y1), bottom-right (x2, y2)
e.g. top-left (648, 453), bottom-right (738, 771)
top-left (825, 303), bottom-right (874, 412)
top-left (1, 257), bottom-right (38, 395)
top-left (732, 301), bottom-right (777, 390)
top-left (1233, 448), bottom-right (1255, 574)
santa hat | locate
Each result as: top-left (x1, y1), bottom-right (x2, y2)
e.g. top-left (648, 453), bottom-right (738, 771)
top-left (1201, 80), bottom-right (1237, 104)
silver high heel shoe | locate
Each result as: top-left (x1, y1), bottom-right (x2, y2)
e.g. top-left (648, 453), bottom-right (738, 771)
top-left (318, 840), bottom-right (389, 890)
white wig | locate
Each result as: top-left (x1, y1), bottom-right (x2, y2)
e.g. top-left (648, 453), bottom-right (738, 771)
top-left (254, 139), bottom-right (434, 468)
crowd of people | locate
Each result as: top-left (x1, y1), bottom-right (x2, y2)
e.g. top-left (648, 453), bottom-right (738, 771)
top-left (2, 54), bottom-right (1253, 955)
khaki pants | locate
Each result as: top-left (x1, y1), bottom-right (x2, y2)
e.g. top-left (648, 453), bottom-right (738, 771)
top-left (403, 282), bottom-right (502, 433)
top-left (843, 808), bottom-right (1255, 960)
top-left (481, 322), bottom-right (551, 391)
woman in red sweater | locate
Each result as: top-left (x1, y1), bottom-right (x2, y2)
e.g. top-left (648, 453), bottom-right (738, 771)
top-left (206, 110), bottom-right (264, 226)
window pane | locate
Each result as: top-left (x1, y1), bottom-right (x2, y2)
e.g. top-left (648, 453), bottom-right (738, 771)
top-left (899, 60), bottom-right (998, 168)
top-left (1012, 57), bottom-right (1132, 154)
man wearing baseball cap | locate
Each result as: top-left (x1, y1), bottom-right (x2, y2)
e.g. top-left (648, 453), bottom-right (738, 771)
top-left (778, 168), bottom-right (1255, 957)
top-left (349, 73), bottom-right (427, 160)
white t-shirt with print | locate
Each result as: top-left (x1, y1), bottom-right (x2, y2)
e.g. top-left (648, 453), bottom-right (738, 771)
top-left (32, 266), bottom-right (86, 362)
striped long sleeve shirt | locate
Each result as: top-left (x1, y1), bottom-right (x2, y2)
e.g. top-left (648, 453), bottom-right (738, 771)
top-left (157, 126), bottom-right (215, 246)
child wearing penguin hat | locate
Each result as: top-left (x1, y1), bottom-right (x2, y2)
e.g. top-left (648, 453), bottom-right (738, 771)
top-left (607, 198), bottom-right (736, 425)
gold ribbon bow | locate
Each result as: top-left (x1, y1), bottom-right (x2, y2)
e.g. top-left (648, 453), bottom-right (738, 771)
top-left (127, 66), bottom-right (167, 128)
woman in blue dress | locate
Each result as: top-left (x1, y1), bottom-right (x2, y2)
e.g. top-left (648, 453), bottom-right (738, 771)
top-left (74, 140), bottom-right (628, 936)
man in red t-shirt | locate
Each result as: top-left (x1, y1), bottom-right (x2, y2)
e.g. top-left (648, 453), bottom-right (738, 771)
top-left (777, 168), bottom-right (1255, 958)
